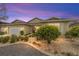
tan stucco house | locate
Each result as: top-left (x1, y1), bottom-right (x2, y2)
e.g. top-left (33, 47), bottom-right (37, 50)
top-left (0, 17), bottom-right (76, 36)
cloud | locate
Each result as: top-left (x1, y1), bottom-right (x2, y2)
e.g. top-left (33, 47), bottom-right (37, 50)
top-left (10, 7), bottom-right (68, 17)
top-left (7, 4), bottom-right (78, 20)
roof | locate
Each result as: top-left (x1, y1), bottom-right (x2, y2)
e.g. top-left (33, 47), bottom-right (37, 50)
top-left (0, 21), bottom-right (9, 24)
top-left (47, 17), bottom-right (61, 20)
top-left (10, 20), bottom-right (27, 25)
top-left (0, 20), bottom-right (27, 26)
top-left (0, 17), bottom-right (77, 26)
top-left (11, 20), bottom-right (26, 24)
top-left (27, 17), bottom-right (43, 23)
top-left (69, 21), bottom-right (79, 27)
top-left (27, 17), bottom-right (75, 24)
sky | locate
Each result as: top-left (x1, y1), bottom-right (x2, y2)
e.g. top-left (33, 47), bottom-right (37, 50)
top-left (1, 3), bottom-right (79, 22)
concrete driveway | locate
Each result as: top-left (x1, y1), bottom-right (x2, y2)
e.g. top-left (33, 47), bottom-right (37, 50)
top-left (0, 43), bottom-right (47, 56)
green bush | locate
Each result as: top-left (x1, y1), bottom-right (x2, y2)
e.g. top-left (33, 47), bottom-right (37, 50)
top-left (23, 36), bottom-right (28, 42)
top-left (20, 31), bottom-right (24, 35)
top-left (35, 25), bottom-right (60, 44)
top-left (19, 36), bottom-right (28, 42)
top-left (1, 36), bottom-right (10, 43)
top-left (0, 32), bottom-right (5, 35)
top-left (19, 36), bottom-right (24, 41)
top-left (65, 32), bottom-right (71, 38)
top-left (0, 37), bottom-right (3, 43)
top-left (65, 26), bottom-right (79, 39)
top-left (25, 33), bottom-right (31, 35)
top-left (10, 35), bottom-right (18, 43)
top-left (16, 37), bottom-right (19, 41)
top-left (28, 33), bottom-right (35, 37)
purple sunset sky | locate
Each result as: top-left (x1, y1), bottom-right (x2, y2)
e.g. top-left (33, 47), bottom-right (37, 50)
top-left (2, 3), bottom-right (79, 22)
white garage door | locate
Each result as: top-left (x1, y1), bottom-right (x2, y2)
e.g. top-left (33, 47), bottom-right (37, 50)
top-left (9, 28), bottom-right (20, 35)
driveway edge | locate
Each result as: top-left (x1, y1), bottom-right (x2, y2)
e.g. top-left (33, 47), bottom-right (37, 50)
top-left (0, 42), bottom-right (52, 56)
top-left (22, 42), bottom-right (52, 56)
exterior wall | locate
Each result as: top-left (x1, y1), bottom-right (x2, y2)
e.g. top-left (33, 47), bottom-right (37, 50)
top-left (34, 23), bottom-right (60, 32)
top-left (1, 26), bottom-right (9, 35)
top-left (46, 23), bottom-right (60, 30)
top-left (60, 22), bottom-right (69, 35)
top-left (28, 19), bottom-right (41, 23)
top-left (24, 26), bottom-right (33, 34)
top-left (1, 25), bottom-right (32, 36)
top-left (0, 22), bottom-right (70, 35)
top-left (8, 25), bottom-right (32, 35)
top-left (34, 22), bottom-right (70, 35)
top-left (8, 26), bottom-right (25, 35)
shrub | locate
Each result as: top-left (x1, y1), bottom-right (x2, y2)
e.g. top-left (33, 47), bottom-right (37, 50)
top-left (16, 36), bottom-right (20, 41)
top-left (65, 32), bottom-right (72, 38)
top-left (35, 25), bottom-right (60, 44)
top-left (61, 52), bottom-right (74, 56)
top-left (20, 31), bottom-right (24, 35)
top-left (28, 33), bottom-right (35, 37)
top-left (23, 36), bottom-right (28, 42)
top-left (19, 36), bottom-right (24, 41)
top-left (17, 36), bottom-right (21, 41)
top-left (0, 37), bottom-right (3, 43)
top-left (65, 52), bottom-right (74, 56)
top-left (54, 50), bottom-right (58, 54)
top-left (25, 33), bottom-right (31, 35)
top-left (0, 31), bottom-right (5, 35)
top-left (1, 36), bottom-right (10, 43)
top-left (10, 35), bottom-right (18, 43)
top-left (65, 26), bottom-right (79, 39)
top-left (18, 35), bottom-right (28, 42)
top-left (61, 52), bottom-right (66, 55)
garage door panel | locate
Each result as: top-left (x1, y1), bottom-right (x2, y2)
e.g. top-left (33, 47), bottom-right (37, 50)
top-left (9, 27), bottom-right (21, 35)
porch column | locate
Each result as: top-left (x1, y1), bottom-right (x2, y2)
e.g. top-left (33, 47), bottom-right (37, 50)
top-left (60, 23), bottom-right (69, 35)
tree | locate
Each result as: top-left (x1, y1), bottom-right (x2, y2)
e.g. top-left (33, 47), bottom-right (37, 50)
top-left (0, 4), bottom-right (8, 21)
top-left (35, 25), bottom-right (60, 44)
top-left (65, 26), bottom-right (79, 40)
top-left (0, 4), bottom-right (8, 33)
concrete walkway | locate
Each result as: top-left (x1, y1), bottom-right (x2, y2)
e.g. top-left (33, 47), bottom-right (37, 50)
top-left (0, 43), bottom-right (47, 56)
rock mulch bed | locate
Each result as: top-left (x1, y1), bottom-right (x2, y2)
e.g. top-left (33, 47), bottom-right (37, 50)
top-left (29, 37), bottom-right (79, 56)
top-left (0, 37), bottom-right (79, 56)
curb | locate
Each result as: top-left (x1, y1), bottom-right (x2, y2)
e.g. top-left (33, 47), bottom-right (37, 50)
top-left (0, 42), bottom-right (22, 48)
